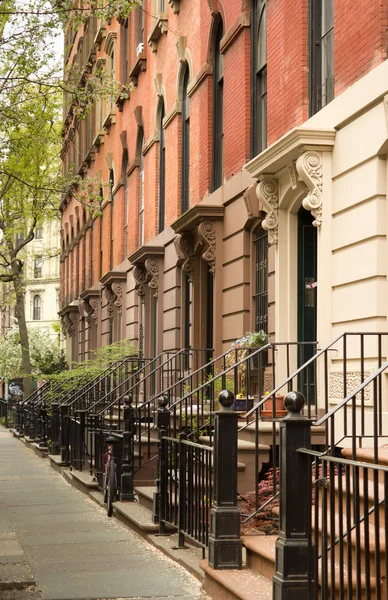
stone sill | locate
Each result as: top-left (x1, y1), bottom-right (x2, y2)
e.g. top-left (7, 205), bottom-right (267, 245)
top-left (129, 54), bottom-right (147, 86)
top-left (147, 14), bottom-right (168, 52)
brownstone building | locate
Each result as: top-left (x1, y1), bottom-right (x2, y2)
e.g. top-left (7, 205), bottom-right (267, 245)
top-left (61, 0), bottom-right (388, 390)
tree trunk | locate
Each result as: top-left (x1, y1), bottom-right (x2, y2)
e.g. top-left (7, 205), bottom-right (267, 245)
top-left (12, 265), bottom-right (32, 398)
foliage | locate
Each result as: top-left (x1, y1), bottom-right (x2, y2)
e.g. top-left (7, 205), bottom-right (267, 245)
top-left (232, 330), bottom-right (268, 349)
top-left (43, 339), bottom-right (138, 399)
top-left (0, 325), bottom-right (66, 380)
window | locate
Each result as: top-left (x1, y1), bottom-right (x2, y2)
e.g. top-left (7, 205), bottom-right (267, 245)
top-left (251, 0), bottom-right (267, 157)
top-left (123, 151), bottom-right (129, 258)
top-left (33, 295), bottom-right (41, 320)
top-left (121, 21), bottom-right (129, 83)
top-left (34, 256), bottom-right (43, 279)
top-left (138, 129), bottom-right (145, 246)
top-left (109, 169), bottom-right (114, 270)
top-left (158, 99), bottom-right (166, 233)
top-left (15, 232), bottom-right (24, 247)
top-left (136, 1), bottom-right (145, 49)
top-left (34, 228), bottom-right (42, 240)
top-left (309, 0), bottom-right (334, 115)
top-left (181, 65), bottom-right (190, 214)
top-left (212, 17), bottom-right (224, 192)
top-left (253, 226), bottom-right (268, 332)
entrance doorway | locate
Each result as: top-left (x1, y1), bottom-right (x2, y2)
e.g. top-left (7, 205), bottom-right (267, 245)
top-left (297, 207), bottom-right (317, 402)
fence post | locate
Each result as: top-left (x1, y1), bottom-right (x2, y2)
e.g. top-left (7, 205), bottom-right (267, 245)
top-left (38, 401), bottom-right (47, 448)
top-left (273, 391), bottom-right (313, 599)
top-left (208, 390), bottom-right (242, 569)
top-left (51, 403), bottom-right (60, 454)
top-left (153, 395), bottom-right (169, 528)
top-left (60, 404), bottom-right (70, 465)
top-left (120, 395), bottom-right (135, 501)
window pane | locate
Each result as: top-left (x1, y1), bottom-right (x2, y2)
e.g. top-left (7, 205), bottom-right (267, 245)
top-left (257, 6), bottom-right (267, 71)
top-left (321, 29), bottom-right (334, 105)
top-left (321, 0), bottom-right (334, 36)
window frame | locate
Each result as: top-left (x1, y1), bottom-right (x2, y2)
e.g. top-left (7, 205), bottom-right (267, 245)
top-left (251, 0), bottom-right (267, 158)
top-left (158, 99), bottom-right (166, 234)
top-left (138, 129), bottom-right (145, 247)
top-left (309, 0), bottom-right (334, 116)
top-left (181, 65), bottom-right (190, 214)
top-left (34, 255), bottom-right (43, 279)
top-left (211, 17), bottom-right (224, 192)
top-left (253, 225), bottom-right (268, 334)
top-left (33, 295), bottom-right (41, 321)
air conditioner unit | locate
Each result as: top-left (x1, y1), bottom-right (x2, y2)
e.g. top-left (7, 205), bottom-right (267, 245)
top-left (136, 43), bottom-right (144, 56)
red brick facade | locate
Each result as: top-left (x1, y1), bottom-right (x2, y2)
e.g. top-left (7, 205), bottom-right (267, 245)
top-left (60, 0), bottom-right (388, 360)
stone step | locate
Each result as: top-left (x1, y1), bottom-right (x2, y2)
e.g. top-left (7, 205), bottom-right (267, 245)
top-left (241, 534), bottom-right (380, 599)
top-left (135, 485), bottom-right (155, 512)
top-left (200, 558), bottom-right (272, 600)
top-left (238, 420), bottom-right (326, 446)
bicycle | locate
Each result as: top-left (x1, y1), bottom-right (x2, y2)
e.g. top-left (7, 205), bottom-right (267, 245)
top-left (103, 435), bottom-right (119, 517)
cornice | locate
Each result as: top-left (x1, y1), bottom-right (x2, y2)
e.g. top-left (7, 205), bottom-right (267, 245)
top-left (79, 287), bottom-right (100, 301)
top-left (58, 301), bottom-right (79, 317)
top-left (129, 244), bottom-right (165, 266)
top-left (100, 270), bottom-right (127, 287)
top-left (245, 128), bottom-right (336, 179)
top-left (171, 205), bottom-right (224, 234)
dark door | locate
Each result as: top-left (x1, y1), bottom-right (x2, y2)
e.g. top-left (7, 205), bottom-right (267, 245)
top-left (297, 207), bottom-right (317, 403)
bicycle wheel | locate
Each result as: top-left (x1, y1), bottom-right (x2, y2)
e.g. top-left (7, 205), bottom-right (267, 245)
top-left (106, 458), bottom-right (116, 517)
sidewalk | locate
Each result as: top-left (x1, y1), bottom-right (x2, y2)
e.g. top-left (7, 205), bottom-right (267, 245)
top-left (0, 427), bottom-right (207, 600)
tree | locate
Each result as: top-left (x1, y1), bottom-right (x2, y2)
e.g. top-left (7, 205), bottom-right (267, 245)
top-left (0, 0), bottom-right (138, 395)
top-left (0, 325), bottom-right (67, 384)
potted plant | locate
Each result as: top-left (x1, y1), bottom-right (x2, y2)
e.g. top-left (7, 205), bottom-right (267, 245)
top-left (226, 330), bottom-right (268, 400)
top-left (261, 391), bottom-right (287, 420)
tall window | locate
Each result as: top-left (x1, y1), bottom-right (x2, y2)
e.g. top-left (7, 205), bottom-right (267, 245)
top-left (253, 226), bottom-right (268, 333)
top-left (33, 295), bottom-right (41, 320)
top-left (158, 100), bottom-right (166, 233)
top-left (121, 21), bottom-right (129, 83)
top-left (34, 227), bottom-right (42, 240)
top-left (34, 256), bottom-right (43, 279)
top-left (251, 0), bottom-right (267, 157)
top-left (109, 169), bottom-right (114, 270)
top-left (138, 129), bottom-right (145, 246)
top-left (212, 17), bottom-right (224, 191)
top-left (123, 151), bottom-right (129, 258)
top-left (181, 66), bottom-right (190, 214)
top-left (135, 1), bottom-right (145, 53)
top-left (309, 0), bottom-right (334, 115)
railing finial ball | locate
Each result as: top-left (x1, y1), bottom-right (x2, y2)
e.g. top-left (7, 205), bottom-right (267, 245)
top-left (158, 395), bottom-right (168, 409)
top-left (284, 391), bottom-right (305, 415)
top-left (218, 390), bottom-right (235, 409)
top-left (123, 394), bottom-right (133, 406)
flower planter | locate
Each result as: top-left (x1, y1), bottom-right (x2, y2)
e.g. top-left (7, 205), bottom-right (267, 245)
top-left (260, 395), bottom-right (287, 420)
top-left (233, 398), bottom-right (254, 412)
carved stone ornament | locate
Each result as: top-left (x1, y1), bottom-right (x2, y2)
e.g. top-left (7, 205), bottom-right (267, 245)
top-left (89, 297), bottom-right (100, 320)
top-left (104, 286), bottom-right (116, 317)
top-left (82, 300), bottom-right (95, 323)
top-left (174, 233), bottom-right (195, 282)
top-left (243, 184), bottom-right (256, 218)
top-left (197, 220), bottom-right (216, 273)
top-left (169, 0), bottom-right (181, 14)
top-left (66, 311), bottom-right (78, 337)
top-left (60, 316), bottom-right (68, 336)
top-left (256, 178), bottom-right (279, 245)
top-left (78, 301), bottom-right (87, 319)
top-left (145, 258), bottom-right (159, 297)
top-left (111, 281), bottom-right (124, 312)
top-left (133, 265), bottom-right (148, 301)
top-left (288, 162), bottom-right (298, 190)
top-left (296, 151), bottom-right (323, 227)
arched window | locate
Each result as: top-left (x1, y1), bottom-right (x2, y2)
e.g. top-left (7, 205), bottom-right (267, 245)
top-left (251, 0), bottom-right (267, 157)
top-left (138, 128), bottom-right (145, 247)
top-left (253, 225), bottom-right (268, 333)
top-left (212, 17), bottom-right (224, 191)
top-left (158, 99), bottom-right (165, 233)
top-left (181, 65), bottom-right (190, 214)
top-left (123, 150), bottom-right (129, 258)
top-left (33, 295), bottom-right (41, 321)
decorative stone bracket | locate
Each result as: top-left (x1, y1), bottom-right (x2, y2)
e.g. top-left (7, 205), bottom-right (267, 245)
top-left (197, 221), bottom-right (217, 273)
top-left (104, 280), bottom-right (124, 317)
top-left (133, 265), bottom-right (148, 301)
top-left (296, 151), bottom-right (323, 227)
top-left (144, 258), bottom-right (159, 297)
top-left (256, 178), bottom-right (279, 245)
top-left (60, 311), bottom-right (79, 337)
top-left (174, 233), bottom-right (195, 282)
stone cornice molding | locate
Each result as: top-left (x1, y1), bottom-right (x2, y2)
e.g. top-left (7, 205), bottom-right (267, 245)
top-left (174, 233), bottom-right (195, 282)
top-left (187, 62), bottom-right (212, 98)
top-left (220, 10), bottom-right (250, 54)
top-left (256, 178), bottom-right (279, 245)
top-left (296, 150), bottom-right (323, 227)
top-left (245, 128), bottom-right (336, 179)
top-left (100, 270), bottom-right (126, 287)
top-left (142, 130), bottom-right (160, 156)
top-left (129, 244), bottom-right (165, 266)
top-left (197, 220), bottom-right (216, 273)
top-left (145, 258), bottom-right (159, 297)
top-left (172, 204), bottom-right (224, 234)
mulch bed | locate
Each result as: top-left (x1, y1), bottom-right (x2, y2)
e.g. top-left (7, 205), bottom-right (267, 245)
top-left (238, 468), bottom-right (279, 536)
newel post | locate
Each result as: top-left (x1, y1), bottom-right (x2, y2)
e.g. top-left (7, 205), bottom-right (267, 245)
top-left (120, 395), bottom-right (135, 501)
top-left (273, 391), bottom-right (313, 599)
top-left (153, 396), bottom-right (169, 528)
top-left (208, 390), bottom-right (242, 569)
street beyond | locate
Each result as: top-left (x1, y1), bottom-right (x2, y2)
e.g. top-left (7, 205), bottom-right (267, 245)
top-left (0, 426), bottom-right (206, 600)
